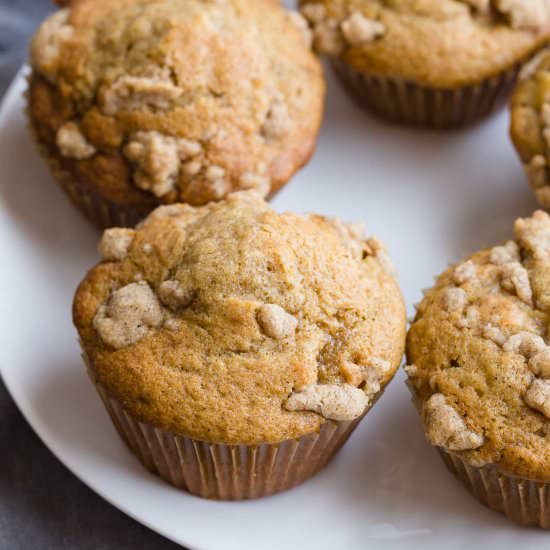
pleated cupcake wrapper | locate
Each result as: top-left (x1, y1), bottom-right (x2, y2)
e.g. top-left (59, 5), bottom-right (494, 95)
top-left (332, 59), bottom-right (522, 129)
top-left (90, 371), bottom-right (378, 500)
top-left (439, 449), bottom-right (550, 528)
top-left (405, 380), bottom-right (550, 528)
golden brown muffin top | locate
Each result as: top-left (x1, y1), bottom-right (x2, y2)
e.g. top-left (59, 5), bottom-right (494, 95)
top-left (407, 210), bottom-right (550, 480)
top-left (29, 0), bottom-right (324, 207)
top-left (299, 0), bottom-right (550, 88)
top-left (510, 49), bottom-right (550, 209)
top-left (73, 192), bottom-right (406, 445)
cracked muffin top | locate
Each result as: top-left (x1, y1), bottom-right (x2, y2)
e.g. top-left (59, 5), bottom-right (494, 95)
top-left (73, 192), bottom-right (406, 445)
top-left (510, 49), bottom-right (550, 209)
top-left (28, 0), bottom-right (324, 210)
top-left (407, 211), bottom-right (550, 480)
top-left (298, 0), bottom-right (550, 88)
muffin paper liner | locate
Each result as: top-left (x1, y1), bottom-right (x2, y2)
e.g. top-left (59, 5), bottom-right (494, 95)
top-left (90, 372), bottom-right (379, 500)
top-left (332, 59), bottom-right (522, 129)
top-left (438, 449), bottom-right (550, 528)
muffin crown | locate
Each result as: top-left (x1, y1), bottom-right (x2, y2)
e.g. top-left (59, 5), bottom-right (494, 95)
top-left (408, 210), bottom-right (550, 480)
top-left (299, 0), bottom-right (550, 87)
top-left (73, 193), bottom-right (406, 445)
top-left (29, 0), bottom-right (324, 206)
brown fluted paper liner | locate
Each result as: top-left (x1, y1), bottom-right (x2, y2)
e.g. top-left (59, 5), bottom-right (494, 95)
top-left (92, 381), bottom-right (370, 500)
top-left (438, 448), bottom-right (550, 528)
top-left (332, 59), bottom-right (522, 129)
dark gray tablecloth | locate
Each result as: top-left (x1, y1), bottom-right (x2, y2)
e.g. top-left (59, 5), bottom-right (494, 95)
top-left (0, 2), bottom-right (183, 548)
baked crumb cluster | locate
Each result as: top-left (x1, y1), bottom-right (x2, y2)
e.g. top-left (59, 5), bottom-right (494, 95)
top-left (30, 0), bottom-right (324, 207)
top-left (407, 211), bottom-right (550, 474)
top-left (300, 3), bottom-right (385, 55)
top-left (74, 193), bottom-right (405, 442)
top-left (422, 393), bottom-right (485, 451)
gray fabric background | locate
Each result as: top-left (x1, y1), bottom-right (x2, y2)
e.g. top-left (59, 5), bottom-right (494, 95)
top-left (0, 2), bottom-right (184, 548)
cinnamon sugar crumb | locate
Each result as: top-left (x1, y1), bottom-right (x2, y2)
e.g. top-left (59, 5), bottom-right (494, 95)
top-left (341, 12), bottom-right (385, 46)
top-left (98, 228), bottom-right (135, 261)
top-left (56, 122), bottom-right (96, 160)
top-left (257, 304), bottom-right (298, 339)
top-left (285, 383), bottom-right (368, 421)
top-left (422, 393), bottom-right (484, 451)
top-left (93, 282), bottom-right (163, 349)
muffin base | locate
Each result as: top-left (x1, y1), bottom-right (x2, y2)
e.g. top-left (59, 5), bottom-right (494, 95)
top-left (332, 60), bottom-right (521, 129)
top-left (438, 448), bottom-right (550, 528)
top-left (93, 380), bottom-right (371, 500)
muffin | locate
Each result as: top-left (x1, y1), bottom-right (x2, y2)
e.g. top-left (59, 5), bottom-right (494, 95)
top-left (407, 210), bottom-right (550, 527)
top-left (73, 192), bottom-right (406, 500)
top-left (27, 0), bottom-right (324, 229)
top-left (510, 48), bottom-right (550, 209)
top-left (299, 0), bottom-right (550, 128)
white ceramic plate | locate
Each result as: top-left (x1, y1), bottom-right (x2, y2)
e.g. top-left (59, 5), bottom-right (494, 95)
top-left (1, 64), bottom-right (548, 550)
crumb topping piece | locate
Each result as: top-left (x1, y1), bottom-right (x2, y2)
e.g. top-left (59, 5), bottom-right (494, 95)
top-left (238, 172), bottom-right (271, 197)
top-left (529, 348), bottom-right (550, 378)
top-left (525, 378), bottom-right (550, 418)
top-left (93, 282), bottom-right (164, 349)
top-left (442, 287), bottom-right (468, 313)
top-left (422, 393), bottom-right (484, 451)
top-left (301, 4), bottom-right (385, 55)
top-left (489, 240), bottom-right (520, 265)
top-left (340, 357), bottom-right (391, 389)
top-left (124, 131), bottom-right (202, 197)
top-left (158, 279), bottom-right (194, 311)
top-left (503, 331), bottom-right (546, 357)
top-left (285, 383), bottom-right (369, 421)
top-left (514, 210), bottom-right (550, 260)
top-left (456, 306), bottom-right (481, 329)
top-left (481, 324), bottom-right (507, 346)
top-left (257, 304), bottom-right (298, 340)
top-left (56, 122), bottom-right (96, 160)
top-left (340, 12), bottom-right (385, 46)
top-left (262, 94), bottom-right (291, 140)
top-left (500, 262), bottom-right (533, 305)
top-left (98, 228), bottom-right (135, 261)
top-left (101, 74), bottom-right (182, 116)
top-left (453, 260), bottom-right (476, 285)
